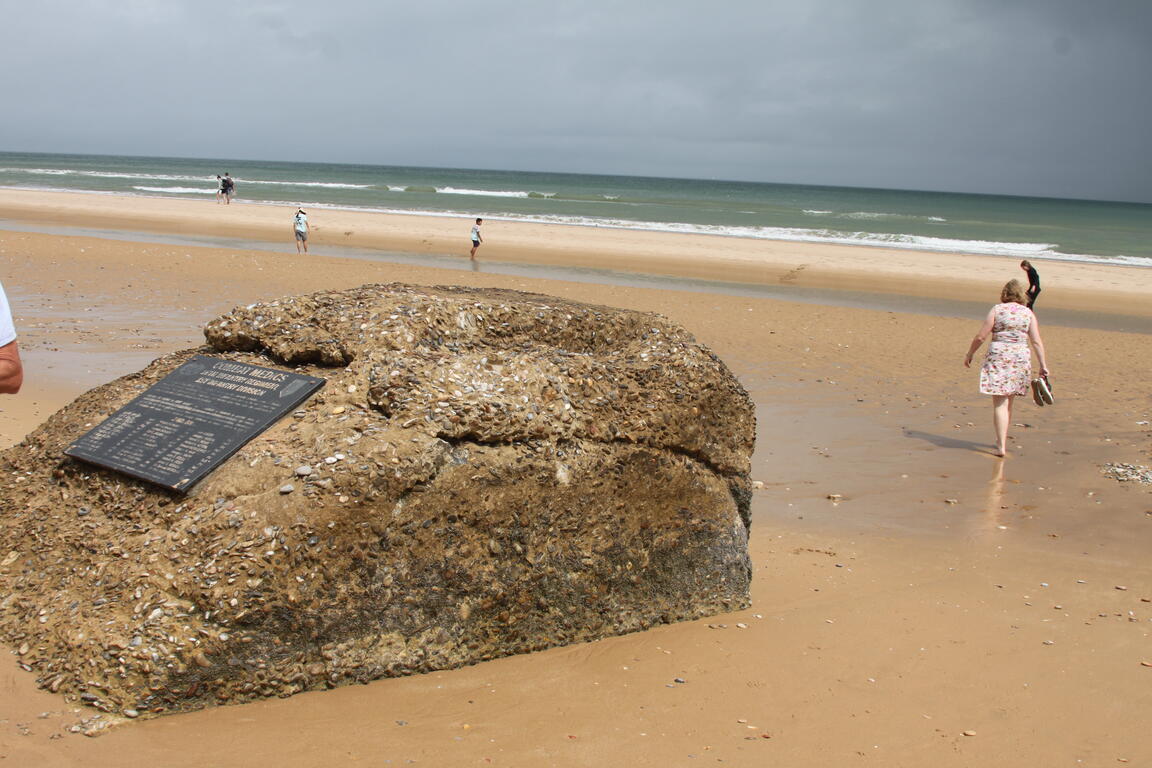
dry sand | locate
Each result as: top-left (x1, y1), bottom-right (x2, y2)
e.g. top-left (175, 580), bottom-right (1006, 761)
top-left (1, 196), bottom-right (1151, 766)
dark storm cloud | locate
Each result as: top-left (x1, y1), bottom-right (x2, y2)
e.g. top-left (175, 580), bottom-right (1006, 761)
top-left (2, 0), bottom-right (1149, 201)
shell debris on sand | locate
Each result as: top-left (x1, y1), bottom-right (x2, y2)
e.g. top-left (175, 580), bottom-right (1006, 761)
top-left (1101, 463), bottom-right (1152, 484)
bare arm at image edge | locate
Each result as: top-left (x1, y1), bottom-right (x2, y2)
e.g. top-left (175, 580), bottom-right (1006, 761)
top-left (0, 282), bottom-right (22, 394)
top-left (0, 340), bottom-right (22, 394)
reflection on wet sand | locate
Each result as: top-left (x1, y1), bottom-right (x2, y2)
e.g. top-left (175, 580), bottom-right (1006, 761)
top-left (977, 458), bottom-right (1007, 539)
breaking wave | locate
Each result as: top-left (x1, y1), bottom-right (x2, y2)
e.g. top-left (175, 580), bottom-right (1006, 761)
top-left (132, 186), bottom-right (215, 195)
top-left (435, 186), bottom-right (556, 199)
top-left (0, 167), bottom-right (370, 189)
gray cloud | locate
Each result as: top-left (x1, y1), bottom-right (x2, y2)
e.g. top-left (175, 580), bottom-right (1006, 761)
top-left (2, 0), bottom-right (1150, 201)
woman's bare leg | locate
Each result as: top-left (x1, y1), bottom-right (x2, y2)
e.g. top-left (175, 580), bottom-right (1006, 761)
top-left (992, 395), bottom-right (1012, 456)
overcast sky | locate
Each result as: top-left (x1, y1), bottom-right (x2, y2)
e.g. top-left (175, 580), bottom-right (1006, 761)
top-left (3, 0), bottom-right (1150, 202)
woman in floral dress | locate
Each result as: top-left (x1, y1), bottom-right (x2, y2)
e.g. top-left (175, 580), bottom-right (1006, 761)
top-left (964, 279), bottom-right (1050, 457)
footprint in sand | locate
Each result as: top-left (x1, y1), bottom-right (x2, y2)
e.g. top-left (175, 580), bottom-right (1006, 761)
top-left (780, 264), bottom-right (808, 284)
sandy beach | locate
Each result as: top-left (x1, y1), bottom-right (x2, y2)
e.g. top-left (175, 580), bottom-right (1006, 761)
top-left (4, 189), bottom-right (1152, 318)
top-left (1, 193), bottom-right (1151, 766)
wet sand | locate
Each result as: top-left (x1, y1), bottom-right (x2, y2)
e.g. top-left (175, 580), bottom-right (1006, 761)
top-left (4, 188), bottom-right (1152, 318)
top-left (1, 209), bottom-right (1151, 766)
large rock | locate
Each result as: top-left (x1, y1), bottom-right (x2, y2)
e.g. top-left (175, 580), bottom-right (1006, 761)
top-left (0, 283), bottom-right (755, 720)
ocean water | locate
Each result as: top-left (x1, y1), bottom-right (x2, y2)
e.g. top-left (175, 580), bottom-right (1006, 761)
top-left (1, 151), bottom-right (1150, 267)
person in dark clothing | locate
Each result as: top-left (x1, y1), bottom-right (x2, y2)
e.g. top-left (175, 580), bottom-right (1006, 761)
top-left (1020, 260), bottom-right (1040, 309)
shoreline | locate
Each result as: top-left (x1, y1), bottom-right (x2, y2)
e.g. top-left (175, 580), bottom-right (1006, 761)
top-left (3, 188), bottom-right (1152, 319)
top-left (5, 217), bottom-right (1151, 336)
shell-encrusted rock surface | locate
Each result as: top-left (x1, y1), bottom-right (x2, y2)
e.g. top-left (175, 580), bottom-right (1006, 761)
top-left (0, 283), bottom-right (755, 720)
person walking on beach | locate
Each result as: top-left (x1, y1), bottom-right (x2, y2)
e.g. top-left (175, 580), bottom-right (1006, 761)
top-left (215, 175), bottom-right (225, 204)
top-left (1020, 260), bottom-right (1040, 309)
top-left (469, 218), bottom-right (483, 261)
top-left (964, 279), bottom-right (1049, 457)
top-left (293, 208), bottom-right (310, 253)
top-left (0, 279), bottom-right (24, 394)
top-left (222, 173), bottom-right (235, 204)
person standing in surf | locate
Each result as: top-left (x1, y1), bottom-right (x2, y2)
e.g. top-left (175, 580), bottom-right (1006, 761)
top-left (469, 218), bottom-right (483, 261)
top-left (1020, 260), bottom-right (1040, 309)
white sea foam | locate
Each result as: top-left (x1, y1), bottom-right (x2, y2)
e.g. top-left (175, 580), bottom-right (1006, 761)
top-left (241, 179), bottom-right (372, 189)
top-left (6, 184), bottom-right (1147, 269)
top-left (435, 186), bottom-right (554, 199)
top-left (387, 185), bottom-right (406, 192)
top-left (132, 186), bottom-right (215, 195)
top-left (227, 196), bottom-right (1146, 266)
top-left (805, 209), bottom-right (947, 223)
top-left (6, 168), bottom-right (75, 175)
top-left (247, 197), bottom-right (1148, 265)
top-left (0, 167), bottom-right (370, 189)
top-left (80, 171), bottom-right (205, 181)
top-left (0, 184), bottom-right (124, 195)
top-left (844, 211), bottom-right (903, 219)
top-left (3, 168), bottom-right (209, 182)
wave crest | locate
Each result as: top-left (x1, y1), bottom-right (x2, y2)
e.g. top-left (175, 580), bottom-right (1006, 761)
top-left (435, 186), bottom-right (555, 199)
top-left (132, 186), bottom-right (215, 195)
top-left (0, 167), bottom-right (370, 189)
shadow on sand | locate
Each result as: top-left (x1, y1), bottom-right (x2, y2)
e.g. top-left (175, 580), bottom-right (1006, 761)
top-left (903, 429), bottom-right (997, 455)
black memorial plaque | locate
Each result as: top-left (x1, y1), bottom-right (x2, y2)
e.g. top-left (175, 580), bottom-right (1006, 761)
top-left (65, 355), bottom-right (325, 492)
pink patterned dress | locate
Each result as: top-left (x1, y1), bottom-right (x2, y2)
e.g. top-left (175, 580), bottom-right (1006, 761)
top-left (979, 302), bottom-right (1034, 396)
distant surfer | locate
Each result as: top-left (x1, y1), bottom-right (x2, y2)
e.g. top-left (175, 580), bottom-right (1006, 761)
top-left (1019, 260), bottom-right (1040, 309)
top-left (293, 208), bottom-right (310, 253)
top-left (0, 279), bottom-right (24, 394)
top-left (469, 218), bottom-right (483, 261)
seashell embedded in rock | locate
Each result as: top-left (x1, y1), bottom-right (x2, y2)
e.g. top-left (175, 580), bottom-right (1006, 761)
top-left (0, 283), bottom-right (755, 718)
